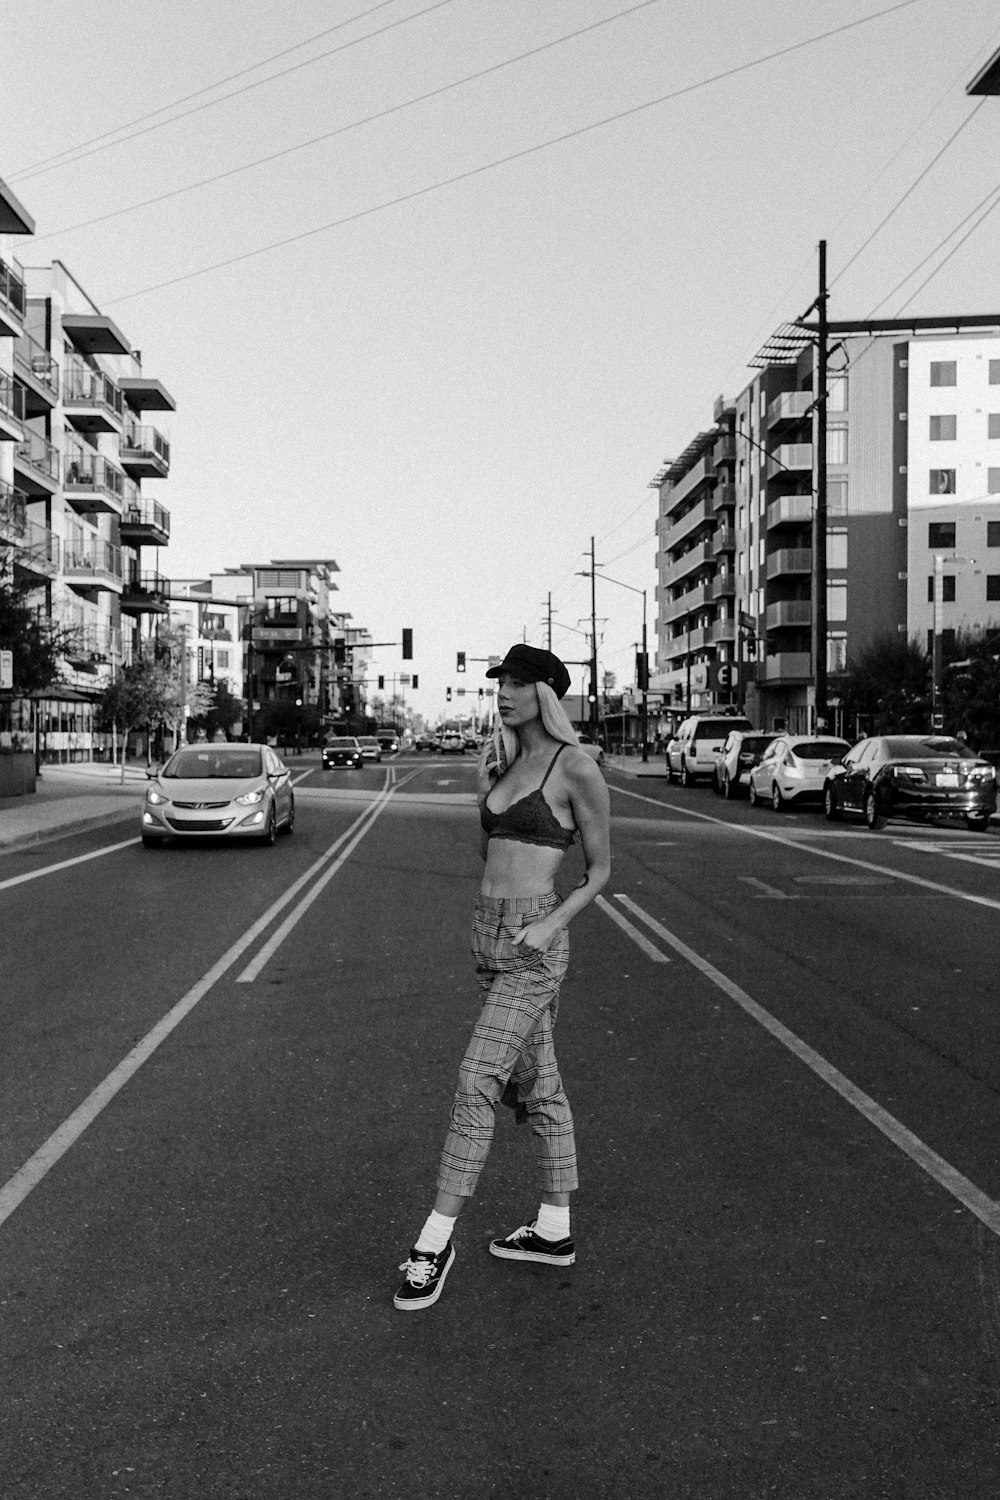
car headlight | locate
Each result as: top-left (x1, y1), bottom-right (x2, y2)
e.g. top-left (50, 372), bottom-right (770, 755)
top-left (235, 788), bottom-right (265, 805)
top-left (969, 765), bottom-right (995, 782)
top-left (146, 789), bottom-right (168, 805)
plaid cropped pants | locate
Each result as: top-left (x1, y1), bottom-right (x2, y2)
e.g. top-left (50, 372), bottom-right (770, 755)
top-left (436, 891), bottom-right (578, 1199)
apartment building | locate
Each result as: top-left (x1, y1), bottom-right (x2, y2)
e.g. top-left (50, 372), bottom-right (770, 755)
top-left (170, 581), bottom-right (247, 734)
top-left (652, 320), bottom-right (1000, 736)
top-left (0, 173), bottom-right (175, 763)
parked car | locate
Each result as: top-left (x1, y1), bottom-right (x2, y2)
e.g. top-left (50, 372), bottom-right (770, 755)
top-left (823, 733), bottom-right (997, 831)
top-left (577, 733), bottom-right (606, 768)
top-left (439, 730), bottom-right (465, 754)
top-left (356, 735), bottom-right (382, 764)
top-left (714, 730), bottom-right (781, 799)
top-left (141, 743), bottom-right (294, 847)
top-left (748, 734), bottom-right (851, 811)
top-left (667, 713), bottom-right (754, 786)
top-left (322, 736), bottom-right (363, 770)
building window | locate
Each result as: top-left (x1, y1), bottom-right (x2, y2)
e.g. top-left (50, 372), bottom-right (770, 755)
top-left (988, 521), bottom-right (1000, 547)
top-left (990, 360), bottom-right (1000, 384)
top-left (990, 468), bottom-right (1000, 494)
top-left (738, 504), bottom-right (746, 530)
top-left (216, 650), bottom-right (230, 670)
top-left (927, 628), bottom-right (956, 652)
top-left (827, 376), bottom-right (848, 412)
top-left (827, 634), bottom-right (847, 673)
top-left (989, 414), bottom-right (1000, 439)
top-left (988, 575), bottom-right (1000, 601)
top-left (930, 361), bottom-right (957, 387)
top-left (928, 574), bottom-right (956, 602)
top-left (827, 478), bottom-right (848, 515)
top-left (929, 469), bottom-right (956, 494)
top-left (929, 414), bottom-right (957, 441)
top-left (928, 521), bottom-right (956, 548)
top-left (827, 427), bottom-right (848, 465)
top-left (826, 530), bottom-right (848, 569)
top-left (264, 595), bottom-right (298, 620)
top-left (827, 583), bottom-right (847, 620)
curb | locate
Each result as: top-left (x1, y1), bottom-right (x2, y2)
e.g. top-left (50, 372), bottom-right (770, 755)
top-left (0, 803), bottom-right (139, 855)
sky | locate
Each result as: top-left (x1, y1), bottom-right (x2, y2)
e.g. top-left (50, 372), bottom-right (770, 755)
top-left (3, 0), bottom-right (1000, 721)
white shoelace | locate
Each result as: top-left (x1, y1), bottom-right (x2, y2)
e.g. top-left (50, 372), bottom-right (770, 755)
top-left (399, 1255), bottom-right (438, 1287)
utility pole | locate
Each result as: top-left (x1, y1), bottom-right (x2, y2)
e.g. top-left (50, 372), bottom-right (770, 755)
top-left (545, 592), bottom-right (552, 650)
top-left (589, 536), bottom-right (599, 741)
top-left (813, 238), bottom-right (829, 733)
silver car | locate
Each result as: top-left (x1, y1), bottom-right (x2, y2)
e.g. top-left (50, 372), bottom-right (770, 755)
top-left (141, 743), bottom-right (295, 847)
top-left (748, 734), bottom-right (851, 811)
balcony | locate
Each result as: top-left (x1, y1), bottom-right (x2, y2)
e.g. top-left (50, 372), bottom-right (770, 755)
top-left (766, 548), bottom-right (812, 580)
top-left (15, 432), bottom-right (60, 494)
top-left (64, 538), bottom-right (123, 593)
top-left (713, 433), bottom-right (736, 466)
top-left (0, 255), bottom-right (26, 338)
top-left (120, 569), bottom-right (170, 615)
top-left (661, 540), bottom-right (713, 589)
top-left (767, 444), bottom-right (813, 480)
top-left (686, 625), bottom-right (712, 651)
top-left (62, 360), bottom-right (124, 434)
top-left (712, 617), bottom-right (736, 643)
top-left (757, 652), bottom-right (812, 683)
top-left (767, 391), bottom-right (812, 430)
top-left (765, 600), bottom-right (812, 631)
top-left (4, 493), bottom-right (60, 579)
top-left (766, 494), bottom-right (813, 529)
top-left (662, 581), bottom-right (713, 624)
top-left (120, 497), bottom-right (171, 547)
top-left (712, 572), bottom-right (734, 599)
top-left (713, 482), bottom-right (736, 513)
top-left (712, 526), bottom-right (735, 555)
top-left (64, 451), bottom-right (127, 515)
top-left (664, 454), bottom-right (716, 512)
top-left (0, 373), bottom-right (24, 442)
top-left (119, 423), bottom-right (170, 478)
top-left (662, 496), bottom-right (714, 549)
top-left (14, 332), bottom-right (59, 415)
top-left (64, 623), bottom-right (122, 667)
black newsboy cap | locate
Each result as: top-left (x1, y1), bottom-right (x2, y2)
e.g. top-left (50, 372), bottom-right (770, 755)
top-left (486, 644), bottom-right (571, 699)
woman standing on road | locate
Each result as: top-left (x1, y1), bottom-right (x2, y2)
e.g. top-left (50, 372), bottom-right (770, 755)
top-left (394, 644), bottom-right (612, 1311)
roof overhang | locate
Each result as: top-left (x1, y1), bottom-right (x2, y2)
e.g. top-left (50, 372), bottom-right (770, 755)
top-left (61, 314), bottom-right (132, 356)
top-left (967, 48), bottom-right (1000, 94)
top-left (0, 177), bottom-right (35, 236)
top-left (118, 376), bottom-right (176, 412)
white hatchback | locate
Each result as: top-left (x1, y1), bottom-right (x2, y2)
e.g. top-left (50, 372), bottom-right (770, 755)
top-left (748, 734), bottom-right (851, 811)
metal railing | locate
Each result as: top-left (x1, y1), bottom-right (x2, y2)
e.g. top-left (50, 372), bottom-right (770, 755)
top-left (121, 497), bottom-right (171, 537)
top-left (121, 422), bottom-right (170, 467)
top-left (0, 373), bottom-right (25, 425)
top-left (64, 538), bottom-right (123, 584)
top-left (14, 331), bottom-right (59, 397)
top-left (63, 359), bottom-right (124, 421)
top-left (65, 623), bottom-right (122, 661)
top-left (64, 449), bottom-right (127, 501)
top-left (122, 569), bottom-right (169, 601)
top-left (15, 518), bottom-right (60, 576)
top-left (16, 431), bottom-right (60, 484)
top-left (0, 255), bottom-right (26, 321)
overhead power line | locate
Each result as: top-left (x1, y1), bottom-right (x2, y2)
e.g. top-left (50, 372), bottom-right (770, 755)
top-left (34, 0), bottom-right (666, 245)
top-left (102, 0), bottom-right (923, 307)
top-left (11, 0), bottom-right (457, 184)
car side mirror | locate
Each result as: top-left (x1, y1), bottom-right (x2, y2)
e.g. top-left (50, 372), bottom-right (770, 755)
top-left (145, 767), bottom-right (160, 779)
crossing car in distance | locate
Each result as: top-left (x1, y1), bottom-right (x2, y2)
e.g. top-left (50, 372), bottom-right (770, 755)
top-left (322, 736), bottom-right (363, 770)
top-left (141, 743), bottom-right (294, 847)
top-left (748, 734), bottom-right (851, 811)
top-left (714, 729), bottom-right (781, 799)
top-left (822, 733), bottom-right (997, 831)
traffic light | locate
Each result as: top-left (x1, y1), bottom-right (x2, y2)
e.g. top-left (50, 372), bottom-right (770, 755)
top-left (446, 686), bottom-right (452, 702)
top-left (457, 652), bottom-right (466, 672)
top-left (478, 687), bottom-right (483, 699)
top-left (378, 675), bottom-right (384, 690)
top-left (333, 639), bottom-right (346, 665)
top-left (635, 651), bottom-right (649, 690)
top-left (402, 628), bottom-right (413, 659)
top-left (412, 674), bottom-right (419, 689)
top-left (588, 681), bottom-right (597, 704)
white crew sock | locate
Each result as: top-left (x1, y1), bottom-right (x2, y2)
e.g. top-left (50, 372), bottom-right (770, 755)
top-left (535, 1202), bottom-right (570, 1242)
top-left (414, 1209), bottom-right (457, 1255)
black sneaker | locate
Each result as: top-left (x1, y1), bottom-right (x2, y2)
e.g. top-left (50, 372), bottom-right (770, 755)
top-left (393, 1242), bottom-right (456, 1311)
top-left (488, 1222), bottom-right (575, 1266)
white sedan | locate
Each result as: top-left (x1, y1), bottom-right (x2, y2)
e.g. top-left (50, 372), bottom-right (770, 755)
top-left (748, 734), bottom-right (851, 811)
top-left (141, 743), bottom-right (295, 846)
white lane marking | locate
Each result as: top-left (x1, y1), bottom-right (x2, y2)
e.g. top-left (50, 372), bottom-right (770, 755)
top-left (613, 893), bottom-right (1000, 1239)
top-left (793, 875), bottom-right (889, 885)
top-left (908, 840), bottom-right (1000, 871)
top-left (235, 783), bottom-right (400, 982)
top-left (0, 837), bottom-right (138, 893)
top-left (739, 876), bottom-right (798, 899)
top-left (0, 778), bottom-right (413, 1231)
top-left (610, 785), bottom-right (1000, 915)
top-left (596, 895), bottom-right (671, 962)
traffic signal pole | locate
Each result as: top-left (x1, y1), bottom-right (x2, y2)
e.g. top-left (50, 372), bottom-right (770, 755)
top-left (813, 239), bottom-right (829, 732)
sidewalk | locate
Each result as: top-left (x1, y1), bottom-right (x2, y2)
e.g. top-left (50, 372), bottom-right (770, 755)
top-left (604, 751), bottom-right (668, 779)
top-left (0, 761), bottom-right (148, 852)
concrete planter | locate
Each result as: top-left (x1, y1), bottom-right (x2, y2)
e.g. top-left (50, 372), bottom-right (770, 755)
top-left (0, 752), bottom-right (37, 797)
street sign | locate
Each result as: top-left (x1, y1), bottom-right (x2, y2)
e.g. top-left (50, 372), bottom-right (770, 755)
top-left (0, 650), bottom-right (11, 690)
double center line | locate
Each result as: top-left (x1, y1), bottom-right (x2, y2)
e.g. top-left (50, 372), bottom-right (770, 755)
top-left (0, 769), bottom-right (414, 1230)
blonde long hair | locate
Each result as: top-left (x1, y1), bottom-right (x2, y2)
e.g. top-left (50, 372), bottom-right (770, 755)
top-left (485, 680), bottom-right (580, 782)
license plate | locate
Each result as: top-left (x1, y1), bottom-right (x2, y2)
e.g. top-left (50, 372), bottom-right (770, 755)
top-left (936, 773), bottom-right (959, 787)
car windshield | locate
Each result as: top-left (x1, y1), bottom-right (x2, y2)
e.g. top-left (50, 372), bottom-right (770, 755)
top-left (741, 736), bottom-right (775, 754)
top-left (328, 738), bottom-right (355, 748)
top-left (884, 736), bottom-right (973, 759)
top-left (694, 720), bottom-right (751, 740)
top-left (358, 738), bottom-right (378, 745)
top-left (789, 740), bottom-right (848, 760)
top-left (165, 749), bottom-right (263, 779)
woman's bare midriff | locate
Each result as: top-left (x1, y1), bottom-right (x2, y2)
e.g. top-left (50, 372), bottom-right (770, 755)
top-left (480, 839), bottom-right (564, 898)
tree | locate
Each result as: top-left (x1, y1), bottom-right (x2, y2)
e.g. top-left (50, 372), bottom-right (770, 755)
top-left (187, 679), bottom-right (244, 742)
top-left (841, 634), bottom-right (928, 735)
top-left (97, 652), bottom-right (174, 779)
top-left (0, 549), bottom-right (77, 694)
top-left (940, 630), bottom-right (1000, 750)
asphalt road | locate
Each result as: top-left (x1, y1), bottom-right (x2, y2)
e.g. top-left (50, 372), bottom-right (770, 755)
top-left (2, 754), bottom-right (1000, 1499)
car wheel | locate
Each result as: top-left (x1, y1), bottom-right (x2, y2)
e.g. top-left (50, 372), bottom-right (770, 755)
top-left (863, 789), bottom-right (886, 831)
top-left (823, 785), bottom-right (842, 822)
top-left (665, 760), bottom-right (675, 783)
top-left (771, 782), bottom-right (784, 812)
top-left (261, 805), bottom-right (277, 845)
top-left (748, 779), bottom-right (759, 808)
top-left (281, 798), bottom-right (295, 835)
top-left (141, 834), bottom-right (161, 849)
top-left (965, 812), bottom-right (991, 832)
